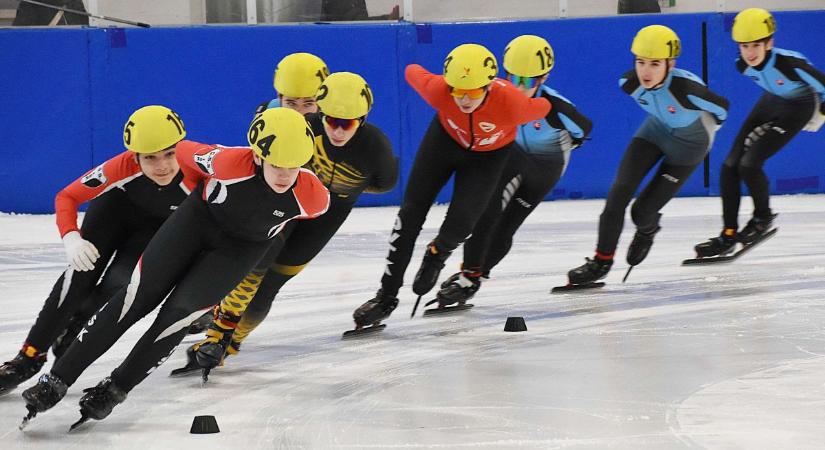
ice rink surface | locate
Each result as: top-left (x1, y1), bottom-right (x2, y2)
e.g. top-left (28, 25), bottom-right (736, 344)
top-left (1, 195), bottom-right (823, 449)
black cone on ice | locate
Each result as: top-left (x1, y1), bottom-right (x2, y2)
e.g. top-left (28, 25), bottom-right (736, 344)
top-left (504, 317), bottom-right (527, 332)
top-left (190, 415), bottom-right (220, 434)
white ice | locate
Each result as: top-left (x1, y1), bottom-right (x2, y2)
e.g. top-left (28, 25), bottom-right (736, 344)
top-left (1, 195), bottom-right (824, 449)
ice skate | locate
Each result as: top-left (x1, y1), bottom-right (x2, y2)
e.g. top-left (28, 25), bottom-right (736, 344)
top-left (344, 289), bottom-right (398, 339)
top-left (693, 230), bottom-right (738, 258)
top-left (0, 351), bottom-right (45, 396)
top-left (20, 373), bottom-right (68, 428)
top-left (738, 213), bottom-right (778, 244)
top-left (552, 257), bottom-right (612, 293)
top-left (72, 377), bottom-right (127, 429)
top-left (423, 272), bottom-right (479, 316)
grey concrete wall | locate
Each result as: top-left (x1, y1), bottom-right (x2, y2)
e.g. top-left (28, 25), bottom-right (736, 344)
top-left (11, 0), bottom-right (819, 26)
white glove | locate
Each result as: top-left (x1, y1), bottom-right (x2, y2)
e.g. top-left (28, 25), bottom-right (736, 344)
top-left (62, 231), bottom-right (100, 272)
top-left (803, 109), bottom-right (825, 132)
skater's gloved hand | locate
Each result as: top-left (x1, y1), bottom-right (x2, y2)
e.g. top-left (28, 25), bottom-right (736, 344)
top-left (62, 231), bottom-right (100, 272)
top-left (803, 108), bottom-right (825, 133)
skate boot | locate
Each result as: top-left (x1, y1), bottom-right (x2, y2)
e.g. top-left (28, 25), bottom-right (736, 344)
top-left (568, 256), bottom-right (613, 285)
top-left (353, 289), bottom-right (399, 328)
top-left (738, 214), bottom-right (777, 245)
top-left (194, 328), bottom-right (233, 371)
top-left (626, 226), bottom-right (661, 266)
top-left (0, 349), bottom-right (46, 394)
top-left (412, 240), bottom-right (452, 296)
top-left (694, 228), bottom-right (737, 258)
top-left (440, 266), bottom-right (490, 289)
top-left (53, 317), bottom-right (85, 360)
top-left (77, 377), bottom-right (127, 421)
top-left (22, 372), bottom-right (68, 413)
top-left (436, 271), bottom-right (481, 307)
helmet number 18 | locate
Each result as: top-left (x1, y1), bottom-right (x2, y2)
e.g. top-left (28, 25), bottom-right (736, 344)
top-left (536, 47), bottom-right (553, 71)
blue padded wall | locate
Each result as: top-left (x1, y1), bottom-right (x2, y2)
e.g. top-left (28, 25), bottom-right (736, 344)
top-left (1, 10), bottom-right (823, 214)
top-left (0, 29), bottom-right (93, 213)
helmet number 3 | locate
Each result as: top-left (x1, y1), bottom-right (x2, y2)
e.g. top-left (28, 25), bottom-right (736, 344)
top-left (248, 118), bottom-right (276, 158)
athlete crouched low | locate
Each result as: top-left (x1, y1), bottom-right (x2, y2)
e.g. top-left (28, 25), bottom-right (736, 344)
top-left (19, 108), bottom-right (330, 428)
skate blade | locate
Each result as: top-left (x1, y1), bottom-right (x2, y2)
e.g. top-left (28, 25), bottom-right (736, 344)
top-left (683, 228), bottom-right (777, 265)
top-left (341, 324), bottom-right (387, 340)
top-left (19, 406), bottom-right (37, 430)
top-left (169, 362), bottom-right (202, 378)
top-left (551, 282), bottom-right (605, 293)
top-left (69, 414), bottom-right (90, 431)
top-left (422, 303), bottom-right (474, 317)
top-left (201, 369), bottom-right (210, 387)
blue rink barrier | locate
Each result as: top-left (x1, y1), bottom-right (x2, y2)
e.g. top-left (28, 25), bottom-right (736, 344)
top-left (1, 10), bottom-right (823, 214)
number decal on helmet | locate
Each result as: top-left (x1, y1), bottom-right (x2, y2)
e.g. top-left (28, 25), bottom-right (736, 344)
top-left (124, 120), bottom-right (135, 145)
top-left (763, 16), bottom-right (777, 34)
top-left (256, 134), bottom-right (276, 157)
top-left (483, 56), bottom-right (497, 81)
top-left (360, 85), bottom-right (373, 110)
top-left (666, 40), bottom-right (681, 58)
top-left (535, 47), bottom-right (553, 71)
top-left (443, 55), bottom-right (454, 75)
top-left (315, 67), bottom-right (330, 83)
top-left (316, 84), bottom-right (329, 101)
top-left (166, 113), bottom-right (184, 135)
top-left (248, 118), bottom-right (265, 146)
top-left (249, 118), bottom-right (277, 158)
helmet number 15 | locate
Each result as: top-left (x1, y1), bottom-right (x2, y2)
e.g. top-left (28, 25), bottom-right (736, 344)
top-left (666, 40), bottom-right (680, 58)
top-left (167, 113), bottom-right (184, 135)
top-left (124, 120), bottom-right (135, 145)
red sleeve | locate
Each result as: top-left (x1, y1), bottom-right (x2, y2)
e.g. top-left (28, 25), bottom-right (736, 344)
top-left (175, 140), bottom-right (256, 181)
top-left (54, 152), bottom-right (141, 238)
top-left (405, 64), bottom-right (454, 111)
top-left (497, 80), bottom-right (551, 124)
top-left (293, 169), bottom-right (330, 219)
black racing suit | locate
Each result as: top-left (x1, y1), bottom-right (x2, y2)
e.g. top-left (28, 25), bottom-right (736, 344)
top-left (219, 113), bottom-right (398, 346)
top-left (49, 142), bottom-right (329, 393)
top-left (462, 85), bottom-right (593, 275)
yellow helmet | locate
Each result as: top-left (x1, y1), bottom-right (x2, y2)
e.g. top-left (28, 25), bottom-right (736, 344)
top-left (732, 8), bottom-right (776, 43)
top-left (123, 105), bottom-right (186, 154)
top-left (443, 43), bottom-right (498, 89)
top-left (247, 107), bottom-right (315, 168)
top-left (273, 52), bottom-right (330, 98)
top-left (503, 35), bottom-right (555, 77)
top-left (631, 25), bottom-right (681, 59)
top-left (316, 72), bottom-right (373, 119)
